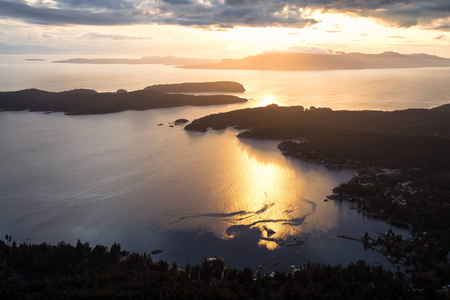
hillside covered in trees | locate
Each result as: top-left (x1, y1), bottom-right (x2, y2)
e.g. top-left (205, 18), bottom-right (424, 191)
top-left (1, 239), bottom-right (441, 299)
top-left (185, 104), bottom-right (450, 171)
top-left (0, 83), bottom-right (247, 115)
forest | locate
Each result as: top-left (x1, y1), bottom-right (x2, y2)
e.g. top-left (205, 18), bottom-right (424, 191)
top-left (0, 238), bottom-right (442, 299)
top-left (185, 104), bottom-right (450, 170)
top-left (0, 82), bottom-right (246, 115)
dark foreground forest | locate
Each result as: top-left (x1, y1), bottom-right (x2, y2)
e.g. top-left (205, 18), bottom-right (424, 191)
top-left (0, 238), bottom-right (443, 299)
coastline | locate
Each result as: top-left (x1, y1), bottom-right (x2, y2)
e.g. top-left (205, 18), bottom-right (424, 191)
top-left (185, 104), bottom-right (450, 291)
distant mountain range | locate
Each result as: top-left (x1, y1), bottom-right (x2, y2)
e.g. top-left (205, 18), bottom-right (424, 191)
top-left (181, 52), bottom-right (450, 71)
top-left (54, 56), bottom-right (220, 66)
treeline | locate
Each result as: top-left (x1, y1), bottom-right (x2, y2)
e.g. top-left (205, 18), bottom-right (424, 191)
top-left (145, 81), bottom-right (245, 93)
top-left (0, 86), bottom-right (246, 115)
top-left (186, 104), bottom-right (450, 171)
top-left (0, 239), bottom-right (436, 299)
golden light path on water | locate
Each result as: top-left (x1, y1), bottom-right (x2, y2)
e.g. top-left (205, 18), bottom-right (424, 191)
top-left (163, 122), bottom-right (346, 251)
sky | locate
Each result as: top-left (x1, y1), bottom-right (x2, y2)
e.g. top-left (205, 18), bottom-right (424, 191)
top-left (0, 0), bottom-right (449, 58)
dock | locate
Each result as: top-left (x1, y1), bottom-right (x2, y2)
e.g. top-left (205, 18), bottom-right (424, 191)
top-left (337, 234), bottom-right (361, 241)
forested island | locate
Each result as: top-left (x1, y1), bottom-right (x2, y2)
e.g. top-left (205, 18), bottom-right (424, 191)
top-left (1, 238), bottom-right (442, 299)
top-left (182, 52), bottom-right (450, 71)
top-left (185, 104), bottom-right (450, 293)
top-left (145, 81), bottom-right (245, 93)
top-left (0, 82), bottom-right (247, 115)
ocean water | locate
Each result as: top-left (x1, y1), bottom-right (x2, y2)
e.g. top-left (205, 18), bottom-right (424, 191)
top-left (1, 54), bottom-right (445, 271)
top-left (1, 54), bottom-right (449, 111)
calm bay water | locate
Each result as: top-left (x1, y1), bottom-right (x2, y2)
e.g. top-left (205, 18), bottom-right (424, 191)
top-left (1, 55), bottom-right (446, 271)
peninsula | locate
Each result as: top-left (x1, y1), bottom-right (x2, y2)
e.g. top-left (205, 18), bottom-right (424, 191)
top-left (182, 52), bottom-right (450, 71)
top-left (185, 104), bottom-right (450, 170)
top-left (0, 82), bottom-right (247, 115)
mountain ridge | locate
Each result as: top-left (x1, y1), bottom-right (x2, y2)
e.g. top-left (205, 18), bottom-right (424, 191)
top-left (181, 52), bottom-right (450, 70)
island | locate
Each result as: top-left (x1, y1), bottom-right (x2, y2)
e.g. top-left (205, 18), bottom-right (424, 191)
top-left (0, 83), bottom-right (247, 115)
top-left (145, 81), bottom-right (245, 93)
top-left (53, 55), bottom-right (219, 66)
top-left (173, 118), bottom-right (189, 125)
top-left (185, 104), bottom-right (450, 292)
top-left (181, 52), bottom-right (450, 70)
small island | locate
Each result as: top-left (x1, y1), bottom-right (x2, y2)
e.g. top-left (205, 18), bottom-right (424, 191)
top-left (173, 118), bottom-right (189, 125)
top-left (0, 82), bottom-right (247, 115)
top-left (185, 104), bottom-right (450, 292)
top-left (145, 81), bottom-right (245, 93)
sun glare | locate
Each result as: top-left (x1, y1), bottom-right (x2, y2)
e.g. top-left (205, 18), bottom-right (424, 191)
top-left (260, 95), bottom-right (278, 107)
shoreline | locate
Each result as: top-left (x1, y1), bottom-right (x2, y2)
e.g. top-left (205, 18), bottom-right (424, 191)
top-left (184, 104), bottom-right (450, 291)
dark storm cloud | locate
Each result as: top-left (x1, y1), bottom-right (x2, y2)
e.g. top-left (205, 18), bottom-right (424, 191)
top-left (0, 0), bottom-right (448, 29)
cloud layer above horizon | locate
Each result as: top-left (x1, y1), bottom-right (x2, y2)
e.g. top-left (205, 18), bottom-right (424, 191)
top-left (0, 0), bottom-right (449, 30)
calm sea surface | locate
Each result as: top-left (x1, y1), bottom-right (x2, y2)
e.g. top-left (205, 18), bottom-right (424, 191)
top-left (1, 54), bottom-right (447, 271)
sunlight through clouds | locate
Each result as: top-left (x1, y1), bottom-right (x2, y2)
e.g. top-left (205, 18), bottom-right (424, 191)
top-left (0, 0), bottom-right (449, 57)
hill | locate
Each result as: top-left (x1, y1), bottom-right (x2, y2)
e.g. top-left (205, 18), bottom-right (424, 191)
top-left (182, 52), bottom-right (450, 70)
top-left (0, 85), bottom-right (247, 115)
top-left (0, 239), bottom-right (430, 299)
top-left (145, 81), bottom-right (245, 93)
top-left (185, 104), bottom-right (450, 171)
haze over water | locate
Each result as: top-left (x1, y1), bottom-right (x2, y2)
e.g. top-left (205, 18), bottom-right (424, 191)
top-left (1, 56), bottom-right (446, 271)
top-left (1, 55), bottom-right (450, 111)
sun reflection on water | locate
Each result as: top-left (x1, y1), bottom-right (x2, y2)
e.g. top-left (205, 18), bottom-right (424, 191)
top-left (229, 143), bottom-right (314, 250)
top-left (165, 130), bottom-right (343, 251)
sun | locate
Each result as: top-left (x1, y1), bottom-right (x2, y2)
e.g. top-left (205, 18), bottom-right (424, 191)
top-left (260, 95), bottom-right (278, 107)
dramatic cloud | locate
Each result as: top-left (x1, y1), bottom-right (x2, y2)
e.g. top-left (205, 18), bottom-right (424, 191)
top-left (434, 34), bottom-right (447, 40)
top-left (0, 0), bottom-right (449, 29)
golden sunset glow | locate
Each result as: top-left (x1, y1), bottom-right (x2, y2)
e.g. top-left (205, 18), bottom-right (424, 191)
top-left (259, 95), bottom-right (278, 107)
top-left (1, 1), bottom-right (449, 292)
top-left (162, 129), bottom-right (344, 250)
top-left (0, 2), bottom-right (448, 58)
